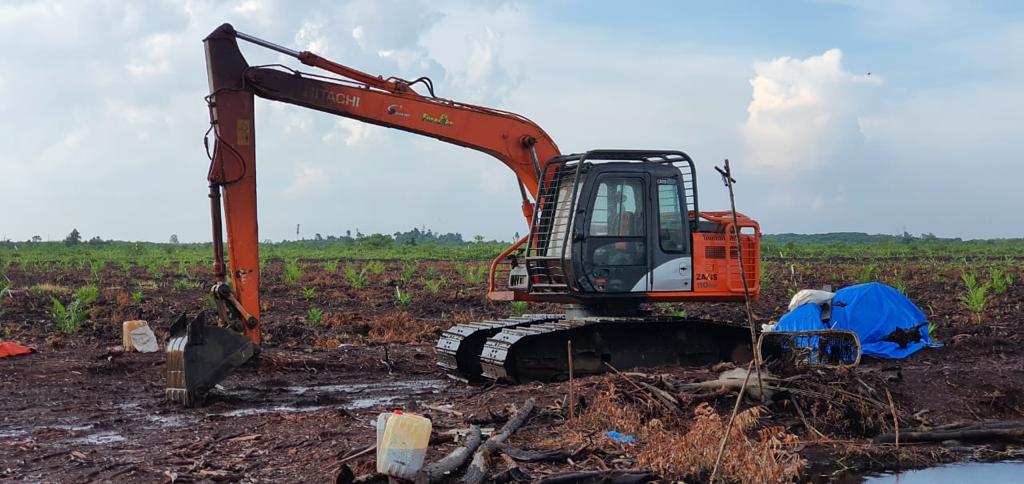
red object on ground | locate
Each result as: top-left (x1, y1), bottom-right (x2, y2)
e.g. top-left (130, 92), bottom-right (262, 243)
top-left (0, 342), bottom-right (34, 358)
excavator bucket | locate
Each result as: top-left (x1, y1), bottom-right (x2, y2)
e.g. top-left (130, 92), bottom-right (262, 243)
top-left (166, 312), bottom-right (258, 407)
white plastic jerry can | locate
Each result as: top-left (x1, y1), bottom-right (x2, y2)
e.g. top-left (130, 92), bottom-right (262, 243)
top-left (376, 410), bottom-right (432, 480)
top-left (122, 320), bottom-right (148, 351)
top-left (375, 412), bottom-right (394, 463)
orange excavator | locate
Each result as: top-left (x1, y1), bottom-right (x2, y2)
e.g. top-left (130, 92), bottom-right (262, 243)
top-left (166, 24), bottom-right (761, 406)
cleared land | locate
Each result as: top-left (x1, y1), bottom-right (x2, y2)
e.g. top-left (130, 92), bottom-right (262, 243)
top-left (1, 241), bottom-right (1023, 481)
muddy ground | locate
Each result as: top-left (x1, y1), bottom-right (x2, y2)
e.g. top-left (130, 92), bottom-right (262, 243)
top-left (2, 259), bottom-right (1023, 482)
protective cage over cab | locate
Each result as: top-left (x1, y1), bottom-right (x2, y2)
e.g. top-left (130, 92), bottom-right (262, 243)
top-left (492, 150), bottom-right (761, 305)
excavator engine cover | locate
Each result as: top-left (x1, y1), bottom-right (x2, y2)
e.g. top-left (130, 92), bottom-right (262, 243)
top-left (166, 312), bottom-right (258, 407)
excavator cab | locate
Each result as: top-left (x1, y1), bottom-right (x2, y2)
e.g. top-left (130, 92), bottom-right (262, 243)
top-left (576, 157), bottom-right (693, 294)
top-left (514, 150), bottom-right (758, 304)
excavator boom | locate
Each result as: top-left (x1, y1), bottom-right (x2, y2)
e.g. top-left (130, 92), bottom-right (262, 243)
top-left (168, 24), bottom-right (560, 406)
top-left (204, 23), bottom-right (559, 327)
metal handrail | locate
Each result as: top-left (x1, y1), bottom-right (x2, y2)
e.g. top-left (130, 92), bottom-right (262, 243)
top-left (487, 234), bottom-right (529, 295)
top-left (557, 157), bottom-right (587, 292)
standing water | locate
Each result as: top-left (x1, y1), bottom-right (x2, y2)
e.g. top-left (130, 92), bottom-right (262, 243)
top-left (864, 461), bottom-right (1024, 483)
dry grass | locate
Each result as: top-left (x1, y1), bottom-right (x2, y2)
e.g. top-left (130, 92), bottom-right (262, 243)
top-left (366, 312), bottom-right (444, 343)
top-left (638, 404), bottom-right (803, 482)
top-left (559, 380), bottom-right (804, 483)
top-left (30, 283), bottom-right (68, 294)
top-left (837, 441), bottom-right (951, 470)
top-left (313, 335), bottom-right (342, 349)
top-left (786, 368), bottom-right (896, 436)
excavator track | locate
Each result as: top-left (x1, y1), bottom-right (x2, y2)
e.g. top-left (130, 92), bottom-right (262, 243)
top-left (478, 316), bottom-right (753, 382)
top-left (435, 314), bottom-right (563, 381)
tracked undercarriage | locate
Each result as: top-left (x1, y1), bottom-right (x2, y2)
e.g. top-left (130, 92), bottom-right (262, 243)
top-left (437, 313), bottom-right (753, 383)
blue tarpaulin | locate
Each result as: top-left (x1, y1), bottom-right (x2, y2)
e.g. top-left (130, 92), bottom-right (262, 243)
top-left (774, 282), bottom-right (937, 359)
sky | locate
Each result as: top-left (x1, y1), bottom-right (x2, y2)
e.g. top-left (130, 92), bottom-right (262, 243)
top-left (1, 0), bottom-right (1022, 242)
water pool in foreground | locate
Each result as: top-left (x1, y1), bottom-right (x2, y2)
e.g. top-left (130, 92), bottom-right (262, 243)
top-left (864, 461), bottom-right (1024, 483)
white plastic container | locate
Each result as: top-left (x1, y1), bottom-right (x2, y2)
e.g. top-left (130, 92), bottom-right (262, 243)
top-left (122, 320), bottom-right (148, 351)
top-left (375, 412), bottom-right (394, 463)
top-left (376, 410), bottom-right (432, 480)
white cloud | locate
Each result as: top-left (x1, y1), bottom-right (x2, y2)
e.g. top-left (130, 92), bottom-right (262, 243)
top-left (419, 4), bottom-right (523, 105)
top-left (740, 48), bottom-right (880, 170)
top-left (1, 1), bottom-right (1022, 242)
top-left (859, 82), bottom-right (1024, 165)
top-left (231, 0), bottom-right (279, 28)
top-left (341, 0), bottom-right (443, 78)
top-left (285, 165), bottom-right (328, 196)
top-left (323, 118), bottom-right (377, 146)
top-left (294, 19), bottom-right (329, 54)
top-left (343, 0), bottom-right (441, 53)
top-left (124, 32), bottom-right (181, 78)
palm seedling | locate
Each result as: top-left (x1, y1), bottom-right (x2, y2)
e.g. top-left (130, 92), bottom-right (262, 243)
top-left (394, 286), bottom-right (413, 307)
top-left (307, 307), bottom-right (324, 326)
top-left (959, 272), bottom-right (990, 323)
top-left (344, 265), bottom-right (369, 289)
top-left (283, 259), bottom-right (304, 285)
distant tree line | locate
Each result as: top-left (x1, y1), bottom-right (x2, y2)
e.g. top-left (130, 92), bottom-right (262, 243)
top-left (6, 229), bottom-right (1018, 249)
top-left (762, 232), bottom-right (972, 245)
top-left (306, 227), bottom-right (472, 246)
top-left (1, 227), bottom-right (490, 247)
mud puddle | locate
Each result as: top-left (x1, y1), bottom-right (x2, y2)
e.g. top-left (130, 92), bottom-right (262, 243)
top-left (71, 431), bottom-right (126, 445)
top-left (210, 378), bottom-right (447, 417)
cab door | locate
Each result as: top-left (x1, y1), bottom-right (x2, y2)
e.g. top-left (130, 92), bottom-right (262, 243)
top-left (578, 174), bottom-right (650, 293)
top-left (649, 175), bottom-right (693, 292)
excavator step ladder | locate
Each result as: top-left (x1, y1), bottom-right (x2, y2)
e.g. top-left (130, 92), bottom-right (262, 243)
top-left (524, 159), bottom-right (583, 294)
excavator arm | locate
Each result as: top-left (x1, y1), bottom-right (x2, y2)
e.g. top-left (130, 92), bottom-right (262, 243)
top-left (205, 24), bottom-right (559, 340)
top-left (167, 24), bottom-right (559, 406)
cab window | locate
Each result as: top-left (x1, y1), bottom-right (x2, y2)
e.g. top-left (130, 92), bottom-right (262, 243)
top-left (589, 178), bottom-right (644, 237)
top-left (657, 178), bottom-right (685, 252)
top-left (589, 177), bottom-right (645, 267)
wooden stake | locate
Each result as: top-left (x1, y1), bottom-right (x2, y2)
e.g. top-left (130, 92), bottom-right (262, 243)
top-left (567, 339), bottom-right (575, 421)
top-left (714, 159), bottom-right (765, 402)
top-left (885, 388), bottom-right (900, 450)
top-left (709, 361), bottom-right (754, 484)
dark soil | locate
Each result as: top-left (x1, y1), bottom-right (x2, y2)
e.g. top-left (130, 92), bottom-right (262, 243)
top-left (1, 260), bottom-right (1023, 481)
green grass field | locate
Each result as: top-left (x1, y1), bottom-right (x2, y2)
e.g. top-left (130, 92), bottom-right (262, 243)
top-left (1, 233), bottom-right (1022, 277)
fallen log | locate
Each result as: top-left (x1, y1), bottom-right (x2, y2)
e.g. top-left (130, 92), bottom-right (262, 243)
top-left (677, 387), bottom-right (731, 405)
top-left (498, 445), bottom-right (570, 463)
top-left (461, 398), bottom-right (536, 484)
top-left (677, 368), bottom-right (777, 401)
top-left (638, 381), bottom-right (679, 410)
top-left (537, 470), bottom-right (657, 484)
top-left (415, 426), bottom-right (483, 484)
top-left (468, 408), bottom-right (509, 426)
top-left (926, 420), bottom-right (1024, 432)
top-left (493, 453), bottom-right (531, 482)
top-left (874, 427), bottom-right (1024, 444)
top-left (604, 363), bottom-right (674, 412)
